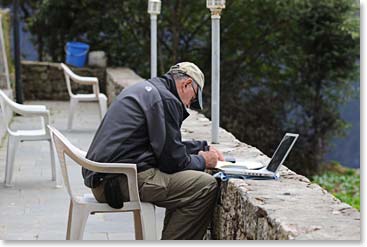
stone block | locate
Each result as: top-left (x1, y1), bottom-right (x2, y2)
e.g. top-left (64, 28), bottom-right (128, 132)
top-left (106, 67), bottom-right (143, 104)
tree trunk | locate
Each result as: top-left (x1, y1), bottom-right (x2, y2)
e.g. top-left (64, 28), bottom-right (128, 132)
top-left (37, 33), bottom-right (43, 61)
top-left (312, 80), bottom-right (323, 175)
top-left (171, 0), bottom-right (181, 64)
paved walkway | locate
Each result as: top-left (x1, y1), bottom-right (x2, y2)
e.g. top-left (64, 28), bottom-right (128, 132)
top-left (0, 101), bottom-right (165, 240)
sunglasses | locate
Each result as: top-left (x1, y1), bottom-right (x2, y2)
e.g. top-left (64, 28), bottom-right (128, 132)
top-left (191, 81), bottom-right (198, 98)
top-left (190, 81), bottom-right (199, 107)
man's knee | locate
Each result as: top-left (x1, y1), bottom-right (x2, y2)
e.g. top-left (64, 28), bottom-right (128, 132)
top-left (198, 172), bottom-right (218, 195)
top-left (205, 173), bottom-right (218, 187)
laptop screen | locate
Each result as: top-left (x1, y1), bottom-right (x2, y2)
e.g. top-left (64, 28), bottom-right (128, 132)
top-left (267, 135), bottom-right (297, 172)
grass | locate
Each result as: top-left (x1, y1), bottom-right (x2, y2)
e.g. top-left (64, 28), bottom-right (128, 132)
top-left (312, 162), bottom-right (360, 211)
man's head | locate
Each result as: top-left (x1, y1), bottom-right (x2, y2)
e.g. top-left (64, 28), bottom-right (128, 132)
top-left (168, 62), bottom-right (204, 110)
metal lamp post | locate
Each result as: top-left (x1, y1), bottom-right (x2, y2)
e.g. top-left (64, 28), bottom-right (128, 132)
top-left (148, 0), bottom-right (161, 78)
top-left (207, 0), bottom-right (225, 144)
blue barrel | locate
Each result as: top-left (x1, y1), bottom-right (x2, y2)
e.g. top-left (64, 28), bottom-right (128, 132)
top-left (65, 42), bottom-right (90, 67)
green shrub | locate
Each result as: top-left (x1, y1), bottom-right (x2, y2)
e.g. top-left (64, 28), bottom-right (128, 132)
top-left (312, 168), bottom-right (360, 210)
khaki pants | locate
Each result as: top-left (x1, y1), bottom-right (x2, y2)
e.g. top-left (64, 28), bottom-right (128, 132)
top-left (92, 168), bottom-right (218, 240)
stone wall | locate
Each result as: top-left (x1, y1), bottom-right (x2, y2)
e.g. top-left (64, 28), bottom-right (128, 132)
top-left (106, 67), bottom-right (144, 104)
top-left (21, 61), bottom-right (106, 100)
top-left (181, 111), bottom-right (360, 240)
top-left (21, 61), bottom-right (143, 103)
top-left (212, 175), bottom-right (360, 240)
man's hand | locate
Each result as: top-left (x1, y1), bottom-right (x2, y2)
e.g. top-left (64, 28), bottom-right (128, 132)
top-left (199, 151), bottom-right (218, 169)
top-left (209, 146), bottom-right (224, 161)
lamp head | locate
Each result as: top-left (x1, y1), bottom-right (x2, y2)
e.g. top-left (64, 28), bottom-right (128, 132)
top-left (206, 0), bottom-right (226, 10)
top-left (148, 0), bottom-right (161, 15)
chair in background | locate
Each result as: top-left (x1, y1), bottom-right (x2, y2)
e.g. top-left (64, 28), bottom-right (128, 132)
top-left (60, 63), bottom-right (107, 130)
top-left (48, 125), bottom-right (158, 240)
top-left (0, 90), bottom-right (56, 187)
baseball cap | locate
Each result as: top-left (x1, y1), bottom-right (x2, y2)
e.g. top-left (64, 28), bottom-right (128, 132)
top-left (168, 62), bottom-right (204, 110)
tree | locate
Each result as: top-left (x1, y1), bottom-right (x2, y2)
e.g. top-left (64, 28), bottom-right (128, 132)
top-left (217, 0), bottom-right (359, 175)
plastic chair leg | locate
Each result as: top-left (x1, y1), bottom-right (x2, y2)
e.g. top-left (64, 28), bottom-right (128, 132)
top-left (68, 99), bottom-right (78, 130)
top-left (68, 203), bottom-right (90, 240)
top-left (98, 95), bottom-right (107, 120)
top-left (66, 200), bottom-right (73, 240)
top-left (4, 136), bottom-right (19, 187)
top-left (140, 203), bottom-right (157, 240)
top-left (48, 140), bottom-right (56, 182)
top-left (133, 210), bottom-right (144, 240)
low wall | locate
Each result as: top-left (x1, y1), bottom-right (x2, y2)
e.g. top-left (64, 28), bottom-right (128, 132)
top-left (106, 67), bottom-right (144, 104)
top-left (106, 69), bottom-right (360, 240)
top-left (21, 61), bottom-right (106, 100)
top-left (183, 112), bottom-right (360, 240)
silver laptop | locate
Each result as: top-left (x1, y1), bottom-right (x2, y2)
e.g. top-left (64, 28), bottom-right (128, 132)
top-left (220, 133), bottom-right (299, 178)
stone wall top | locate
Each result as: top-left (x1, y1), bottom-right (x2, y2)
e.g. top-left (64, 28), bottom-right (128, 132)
top-left (106, 67), bottom-right (144, 104)
top-left (22, 60), bottom-right (59, 67)
top-left (106, 67), bottom-right (144, 88)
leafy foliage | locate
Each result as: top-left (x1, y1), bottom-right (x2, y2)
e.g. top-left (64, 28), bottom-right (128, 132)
top-left (312, 163), bottom-right (360, 210)
top-left (1, 0), bottom-right (359, 177)
top-left (214, 0), bottom-right (359, 176)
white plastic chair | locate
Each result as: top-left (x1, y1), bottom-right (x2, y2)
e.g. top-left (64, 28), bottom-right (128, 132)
top-left (48, 125), bottom-right (158, 240)
top-left (60, 63), bottom-right (107, 130)
top-left (0, 90), bottom-right (56, 187)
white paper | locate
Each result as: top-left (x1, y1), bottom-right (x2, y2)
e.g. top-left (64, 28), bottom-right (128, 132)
top-left (215, 160), bottom-right (265, 170)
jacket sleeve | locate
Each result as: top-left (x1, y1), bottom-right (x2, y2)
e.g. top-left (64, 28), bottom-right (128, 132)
top-left (182, 140), bottom-right (209, 154)
top-left (149, 99), bottom-right (206, 174)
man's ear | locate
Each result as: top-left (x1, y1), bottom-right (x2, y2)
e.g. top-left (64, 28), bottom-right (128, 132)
top-left (178, 80), bottom-right (187, 92)
top-left (183, 78), bottom-right (193, 88)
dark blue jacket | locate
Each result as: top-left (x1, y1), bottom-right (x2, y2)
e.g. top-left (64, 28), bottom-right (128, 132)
top-left (82, 73), bottom-right (208, 188)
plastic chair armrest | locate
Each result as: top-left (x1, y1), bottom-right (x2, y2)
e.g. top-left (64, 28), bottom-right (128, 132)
top-left (83, 160), bottom-right (137, 174)
top-left (11, 104), bottom-right (49, 117)
top-left (84, 161), bottom-right (140, 202)
top-left (72, 75), bottom-right (98, 86)
top-left (77, 150), bottom-right (87, 157)
top-left (68, 145), bottom-right (136, 174)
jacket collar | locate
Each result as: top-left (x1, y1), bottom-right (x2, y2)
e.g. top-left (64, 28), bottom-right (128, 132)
top-left (150, 73), bottom-right (190, 120)
top-left (161, 73), bottom-right (180, 100)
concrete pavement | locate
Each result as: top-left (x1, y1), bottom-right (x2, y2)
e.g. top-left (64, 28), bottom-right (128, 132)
top-left (0, 101), bottom-right (165, 240)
